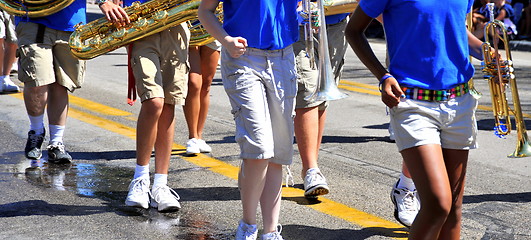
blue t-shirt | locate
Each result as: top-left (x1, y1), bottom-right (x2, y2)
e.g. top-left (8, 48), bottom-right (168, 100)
top-left (223, 0), bottom-right (299, 50)
top-left (15, 0), bottom-right (86, 32)
top-left (360, 0), bottom-right (475, 90)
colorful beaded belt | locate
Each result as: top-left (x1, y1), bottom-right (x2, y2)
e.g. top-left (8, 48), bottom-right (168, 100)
top-left (401, 82), bottom-right (469, 102)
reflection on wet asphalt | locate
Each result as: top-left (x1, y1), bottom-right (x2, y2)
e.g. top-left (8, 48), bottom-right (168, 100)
top-left (7, 158), bottom-right (233, 239)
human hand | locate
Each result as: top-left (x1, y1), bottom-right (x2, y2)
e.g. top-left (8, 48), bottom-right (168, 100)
top-left (99, 0), bottom-right (130, 26)
top-left (380, 75), bottom-right (404, 108)
top-left (224, 36), bottom-right (247, 58)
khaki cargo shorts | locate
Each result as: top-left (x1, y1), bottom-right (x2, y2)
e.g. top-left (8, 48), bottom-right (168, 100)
top-left (16, 22), bottom-right (85, 92)
top-left (130, 23), bottom-right (190, 105)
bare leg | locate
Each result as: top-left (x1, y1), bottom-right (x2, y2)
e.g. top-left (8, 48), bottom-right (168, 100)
top-left (154, 103), bottom-right (176, 174)
top-left (23, 85), bottom-right (48, 117)
top-left (3, 42), bottom-right (16, 76)
top-left (196, 46), bottom-right (219, 139)
top-left (260, 162), bottom-right (283, 233)
top-left (136, 98), bottom-right (164, 166)
top-left (184, 46), bottom-right (201, 139)
top-left (239, 159), bottom-right (269, 225)
top-left (295, 106), bottom-right (326, 176)
top-left (438, 149), bottom-right (468, 240)
top-left (401, 144), bottom-right (455, 239)
top-left (46, 82), bottom-right (69, 126)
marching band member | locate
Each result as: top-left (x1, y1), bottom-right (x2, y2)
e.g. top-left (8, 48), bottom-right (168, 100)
top-left (346, 0), bottom-right (484, 238)
top-left (293, 6), bottom-right (350, 198)
top-left (17, 0), bottom-right (124, 163)
top-left (118, 0), bottom-right (190, 212)
top-left (199, 0), bottom-right (300, 239)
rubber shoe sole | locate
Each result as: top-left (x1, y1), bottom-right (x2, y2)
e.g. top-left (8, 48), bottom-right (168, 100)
top-left (304, 184), bottom-right (330, 198)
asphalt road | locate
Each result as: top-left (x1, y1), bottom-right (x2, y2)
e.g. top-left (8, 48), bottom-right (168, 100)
top-left (0, 4), bottom-right (530, 240)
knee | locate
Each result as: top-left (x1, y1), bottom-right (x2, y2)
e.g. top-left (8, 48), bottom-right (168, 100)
top-left (422, 194), bottom-right (453, 221)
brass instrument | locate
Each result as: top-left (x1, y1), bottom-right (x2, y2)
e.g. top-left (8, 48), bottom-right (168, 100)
top-left (0, 0), bottom-right (75, 17)
top-left (69, 0), bottom-right (200, 60)
top-left (482, 3), bottom-right (531, 157)
top-left (188, 2), bottom-right (222, 47)
top-left (304, 0), bottom-right (348, 101)
top-left (323, 0), bottom-right (357, 16)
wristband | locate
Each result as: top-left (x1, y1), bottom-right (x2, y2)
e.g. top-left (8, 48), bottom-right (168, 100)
top-left (378, 74), bottom-right (393, 92)
top-left (96, 0), bottom-right (108, 6)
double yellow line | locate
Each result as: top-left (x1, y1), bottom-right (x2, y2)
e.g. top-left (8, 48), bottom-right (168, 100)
top-left (10, 90), bottom-right (408, 239)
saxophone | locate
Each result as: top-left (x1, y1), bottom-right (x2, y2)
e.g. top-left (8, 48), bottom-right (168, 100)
top-left (69, 0), bottom-right (201, 60)
top-left (0, 0), bottom-right (75, 17)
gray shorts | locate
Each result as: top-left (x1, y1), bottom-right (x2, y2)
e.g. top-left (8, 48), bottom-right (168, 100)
top-left (294, 17), bottom-right (349, 110)
top-left (220, 46), bottom-right (297, 165)
top-left (390, 93), bottom-right (479, 152)
top-left (0, 10), bottom-right (16, 43)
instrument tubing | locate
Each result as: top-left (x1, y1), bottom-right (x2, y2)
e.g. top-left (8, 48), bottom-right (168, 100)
top-left (401, 82), bottom-right (469, 102)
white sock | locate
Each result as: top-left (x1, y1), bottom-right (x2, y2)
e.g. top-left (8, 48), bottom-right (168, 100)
top-left (152, 173), bottom-right (168, 189)
top-left (397, 173), bottom-right (416, 191)
top-left (29, 115), bottom-right (45, 134)
top-left (133, 164), bottom-right (150, 180)
top-left (49, 124), bottom-right (65, 145)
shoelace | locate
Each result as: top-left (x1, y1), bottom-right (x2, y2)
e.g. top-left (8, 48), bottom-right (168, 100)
top-left (284, 166), bottom-right (294, 187)
top-left (264, 224), bottom-right (283, 240)
top-left (306, 170), bottom-right (325, 186)
top-left (47, 144), bottom-right (66, 153)
top-left (400, 190), bottom-right (418, 211)
top-left (130, 178), bottom-right (150, 196)
top-left (29, 134), bottom-right (43, 147)
top-left (152, 185), bottom-right (180, 202)
top-left (237, 221), bottom-right (257, 238)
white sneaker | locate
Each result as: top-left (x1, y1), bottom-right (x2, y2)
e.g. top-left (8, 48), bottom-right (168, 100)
top-left (303, 168), bottom-right (330, 198)
top-left (261, 225), bottom-right (284, 240)
top-left (1, 78), bottom-right (20, 93)
top-left (235, 220), bottom-right (258, 240)
top-left (390, 181), bottom-right (420, 227)
top-left (125, 177), bottom-right (150, 209)
top-left (186, 138), bottom-right (200, 155)
top-left (150, 185), bottom-right (181, 212)
top-left (198, 139), bottom-right (212, 153)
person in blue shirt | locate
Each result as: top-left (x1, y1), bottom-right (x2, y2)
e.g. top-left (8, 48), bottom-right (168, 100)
top-left (346, 0), bottom-right (485, 238)
top-left (199, 1), bottom-right (299, 239)
top-left (293, 8), bottom-right (350, 199)
top-left (112, 0), bottom-right (190, 213)
top-left (17, 0), bottom-right (125, 164)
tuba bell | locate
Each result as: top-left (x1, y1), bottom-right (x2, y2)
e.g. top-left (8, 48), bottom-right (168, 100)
top-left (481, 3), bottom-right (531, 158)
top-left (0, 0), bottom-right (75, 18)
top-left (69, 0), bottom-right (201, 60)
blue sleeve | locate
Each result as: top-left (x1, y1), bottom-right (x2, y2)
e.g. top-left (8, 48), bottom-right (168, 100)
top-left (359, 0), bottom-right (389, 18)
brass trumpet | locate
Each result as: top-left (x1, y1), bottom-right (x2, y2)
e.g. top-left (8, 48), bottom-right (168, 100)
top-left (482, 3), bottom-right (531, 157)
top-left (0, 0), bottom-right (75, 18)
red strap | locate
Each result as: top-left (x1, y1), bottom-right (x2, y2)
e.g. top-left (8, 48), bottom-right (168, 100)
top-left (127, 44), bottom-right (137, 106)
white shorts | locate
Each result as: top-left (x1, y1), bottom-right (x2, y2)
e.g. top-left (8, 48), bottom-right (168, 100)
top-left (389, 92), bottom-right (479, 152)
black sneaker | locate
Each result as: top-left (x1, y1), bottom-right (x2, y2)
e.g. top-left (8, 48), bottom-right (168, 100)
top-left (25, 129), bottom-right (45, 159)
top-left (47, 143), bottom-right (72, 164)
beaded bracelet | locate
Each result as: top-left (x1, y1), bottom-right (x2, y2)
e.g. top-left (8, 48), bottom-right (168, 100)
top-left (378, 74), bottom-right (393, 92)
